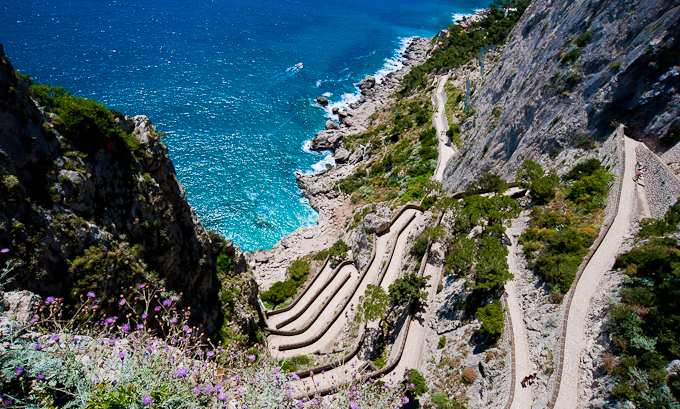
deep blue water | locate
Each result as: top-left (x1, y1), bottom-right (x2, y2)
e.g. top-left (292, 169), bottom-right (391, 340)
top-left (1, 0), bottom-right (486, 251)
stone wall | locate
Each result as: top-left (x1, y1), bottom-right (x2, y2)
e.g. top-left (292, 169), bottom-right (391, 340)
top-left (636, 143), bottom-right (680, 219)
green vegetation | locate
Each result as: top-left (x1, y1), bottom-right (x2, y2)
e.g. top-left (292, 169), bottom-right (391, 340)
top-left (356, 284), bottom-right (390, 324)
top-left (280, 355), bottom-right (311, 372)
top-left (402, 369), bottom-right (429, 398)
top-left (431, 394), bottom-right (468, 409)
top-left (638, 204), bottom-right (680, 238)
top-left (399, 0), bottom-right (532, 95)
top-left (608, 61), bottom-right (622, 71)
top-left (312, 239), bottom-right (350, 265)
top-left (560, 47), bottom-right (584, 64)
top-left (516, 160), bottom-right (560, 204)
top-left (29, 84), bottom-right (140, 152)
top-left (573, 29), bottom-right (596, 47)
top-left (519, 159), bottom-right (613, 294)
top-left (259, 259), bottom-right (311, 308)
top-left (607, 237), bottom-right (680, 406)
top-left (388, 272), bottom-right (431, 308)
top-left (476, 300), bottom-right (504, 341)
top-left (438, 335), bottom-right (447, 349)
top-left (660, 123), bottom-right (680, 147)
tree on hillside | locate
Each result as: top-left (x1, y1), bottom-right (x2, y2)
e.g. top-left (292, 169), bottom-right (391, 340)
top-left (516, 160), bottom-right (559, 205)
top-left (388, 272), bottom-right (431, 311)
top-left (356, 284), bottom-right (389, 325)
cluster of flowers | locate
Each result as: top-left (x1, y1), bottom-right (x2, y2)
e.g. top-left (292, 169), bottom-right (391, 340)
top-left (0, 282), bottom-right (412, 408)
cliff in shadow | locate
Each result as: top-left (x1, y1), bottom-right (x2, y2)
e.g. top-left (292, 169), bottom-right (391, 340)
top-left (0, 44), bottom-right (260, 338)
top-left (443, 0), bottom-right (680, 192)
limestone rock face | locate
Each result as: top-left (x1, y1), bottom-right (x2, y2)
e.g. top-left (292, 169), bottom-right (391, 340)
top-left (334, 147), bottom-right (351, 164)
top-left (324, 120), bottom-right (340, 130)
top-left (442, 0), bottom-right (680, 192)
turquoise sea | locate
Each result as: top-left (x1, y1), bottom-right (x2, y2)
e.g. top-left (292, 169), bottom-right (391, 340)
top-left (0, 0), bottom-right (486, 251)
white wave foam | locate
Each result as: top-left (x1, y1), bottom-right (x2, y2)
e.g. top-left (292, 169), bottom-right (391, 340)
top-left (310, 152), bottom-right (336, 172)
top-left (315, 37), bottom-right (415, 120)
top-left (322, 92), bottom-right (332, 97)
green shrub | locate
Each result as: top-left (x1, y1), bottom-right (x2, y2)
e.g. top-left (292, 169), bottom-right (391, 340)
top-left (660, 123), bottom-right (680, 147)
top-left (607, 237), bottom-right (680, 406)
top-left (288, 260), bottom-right (309, 284)
top-left (476, 300), bottom-right (504, 341)
top-left (259, 279), bottom-right (297, 306)
top-left (29, 84), bottom-right (138, 152)
top-left (608, 61), bottom-right (622, 71)
top-left (573, 30), bottom-right (595, 47)
top-left (561, 47), bottom-right (584, 64)
top-left (638, 203), bottom-right (680, 238)
top-left (402, 369), bottom-right (428, 398)
top-left (438, 335), bottom-right (447, 349)
top-left (327, 240), bottom-right (350, 263)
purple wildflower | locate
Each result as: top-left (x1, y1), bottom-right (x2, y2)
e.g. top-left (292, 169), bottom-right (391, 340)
top-left (154, 306), bottom-right (162, 311)
top-left (143, 395), bottom-right (153, 405)
top-left (105, 317), bottom-right (115, 325)
top-left (169, 317), bottom-right (177, 324)
top-left (139, 284), bottom-right (146, 289)
top-left (29, 317), bottom-right (37, 324)
top-left (162, 300), bottom-right (172, 307)
top-left (121, 324), bottom-right (130, 332)
top-left (15, 367), bottom-right (23, 376)
top-left (119, 299), bottom-right (126, 306)
top-left (51, 334), bottom-right (60, 341)
top-left (86, 291), bottom-right (95, 298)
top-left (34, 343), bottom-right (42, 351)
top-left (142, 313), bottom-right (148, 319)
top-left (248, 354), bottom-right (256, 361)
top-left (173, 367), bottom-right (188, 377)
top-left (217, 392), bottom-right (227, 401)
top-left (137, 324), bottom-right (144, 330)
top-left (349, 401), bottom-right (359, 409)
top-left (206, 350), bottom-right (215, 357)
top-left (183, 325), bottom-right (191, 332)
top-left (37, 374), bottom-right (44, 381)
top-left (410, 383), bottom-right (415, 389)
top-left (119, 352), bottom-right (126, 359)
top-left (0, 248), bottom-right (9, 253)
top-left (204, 385), bottom-right (212, 394)
top-left (45, 297), bottom-right (55, 304)
top-left (403, 397), bottom-right (409, 404)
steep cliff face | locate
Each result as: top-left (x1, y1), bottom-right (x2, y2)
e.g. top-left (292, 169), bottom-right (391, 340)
top-left (443, 0), bottom-right (680, 192)
top-left (0, 44), bottom-right (227, 332)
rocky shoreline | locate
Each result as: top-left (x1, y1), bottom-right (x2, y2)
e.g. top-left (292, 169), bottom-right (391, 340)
top-left (245, 36), bottom-right (432, 289)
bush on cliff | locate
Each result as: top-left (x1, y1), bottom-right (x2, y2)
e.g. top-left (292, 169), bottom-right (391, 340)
top-left (476, 300), bottom-right (504, 341)
top-left (30, 84), bottom-right (140, 152)
top-left (260, 259), bottom-right (311, 307)
top-left (608, 238), bottom-right (680, 406)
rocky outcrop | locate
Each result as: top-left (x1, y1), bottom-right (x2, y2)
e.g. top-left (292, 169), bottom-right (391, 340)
top-left (442, 0), bottom-right (680, 192)
top-left (308, 37), bottom-right (432, 153)
top-left (0, 44), bottom-right (233, 334)
top-left (316, 96), bottom-right (329, 106)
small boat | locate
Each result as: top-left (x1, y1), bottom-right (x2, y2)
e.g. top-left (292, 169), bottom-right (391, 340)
top-left (295, 62), bottom-right (303, 68)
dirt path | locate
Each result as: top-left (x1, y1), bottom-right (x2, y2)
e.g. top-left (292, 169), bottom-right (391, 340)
top-left (504, 220), bottom-right (533, 409)
top-left (433, 75), bottom-right (456, 182)
top-left (552, 136), bottom-right (638, 408)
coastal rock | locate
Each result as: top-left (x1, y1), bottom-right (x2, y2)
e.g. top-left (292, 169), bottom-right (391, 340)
top-left (316, 96), bottom-right (329, 106)
top-left (0, 290), bottom-right (41, 324)
top-left (362, 213), bottom-right (390, 234)
top-left (332, 107), bottom-right (340, 114)
top-left (310, 130), bottom-right (343, 150)
top-left (334, 147), bottom-right (351, 164)
top-left (324, 120), bottom-right (340, 130)
top-left (358, 76), bottom-right (376, 91)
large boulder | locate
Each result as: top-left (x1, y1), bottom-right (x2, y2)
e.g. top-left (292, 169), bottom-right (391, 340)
top-left (316, 96), bottom-right (329, 106)
top-left (334, 147), bottom-right (351, 164)
top-left (363, 214), bottom-right (390, 234)
top-left (310, 130), bottom-right (344, 150)
top-left (358, 76), bottom-right (376, 90)
top-left (324, 120), bottom-right (340, 130)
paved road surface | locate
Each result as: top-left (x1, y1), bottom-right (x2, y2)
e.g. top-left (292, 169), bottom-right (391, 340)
top-left (553, 136), bottom-right (638, 408)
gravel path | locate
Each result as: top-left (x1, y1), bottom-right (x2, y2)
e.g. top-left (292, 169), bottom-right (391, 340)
top-left (267, 262), bottom-right (335, 328)
top-left (433, 75), bottom-right (457, 182)
top-left (504, 221), bottom-right (533, 409)
top-left (552, 136), bottom-right (638, 408)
